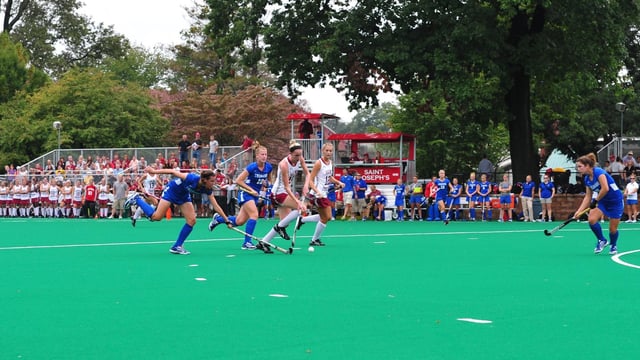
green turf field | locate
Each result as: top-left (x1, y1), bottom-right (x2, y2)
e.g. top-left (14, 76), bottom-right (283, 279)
top-left (1, 217), bottom-right (639, 359)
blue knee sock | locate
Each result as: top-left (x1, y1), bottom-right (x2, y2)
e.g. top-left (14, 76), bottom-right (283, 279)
top-left (244, 219), bottom-right (256, 243)
top-left (589, 222), bottom-right (607, 242)
top-left (470, 209), bottom-right (476, 219)
top-left (173, 223), bottom-right (193, 248)
top-left (610, 230), bottom-right (619, 246)
top-left (225, 215), bottom-right (237, 226)
top-left (487, 209), bottom-right (492, 220)
top-left (135, 197), bottom-right (155, 217)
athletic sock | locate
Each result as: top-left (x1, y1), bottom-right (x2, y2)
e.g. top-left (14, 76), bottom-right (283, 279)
top-left (302, 214), bottom-right (320, 223)
top-left (262, 228), bottom-right (278, 243)
top-left (135, 197), bottom-right (155, 218)
top-left (226, 215), bottom-right (237, 226)
top-left (278, 210), bottom-right (299, 228)
top-left (172, 223), bottom-right (193, 248)
top-left (244, 219), bottom-right (257, 243)
top-left (610, 230), bottom-right (619, 247)
top-left (589, 222), bottom-right (607, 242)
top-left (312, 222), bottom-right (327, 241)
top-left (470, 208), bottom-right (476, 219)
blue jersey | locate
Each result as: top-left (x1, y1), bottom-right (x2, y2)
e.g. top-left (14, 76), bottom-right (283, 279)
top-left (434, 178), bottom-right (450, 200)
top-left (478, 181), bottom-right (491, 196)
top-left (584, 168), bottom-right (623, 205)
top-left (466, 179), bottom-right (479, 196)
top-left (521, 181), bottom-right (536, 197)
top-left (539, 181), bottom-right (554, 199)
top-left (354, 178), bottom-right (367, 199)
top-left (243, 162), bottom-right (273, 193)
top-left (341, 174), bottom-right (354, 192)
top-left (162, 173), bottom-right (211, 205)
top-left (394, 184), bottom-right (406, 207)
top-left (450, 184), bottom-right (462, 197)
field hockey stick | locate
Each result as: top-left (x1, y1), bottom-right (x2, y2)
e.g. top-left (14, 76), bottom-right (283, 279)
top-left (543, 207), bottom-right (590, 236)
top-left (228, 226), bottom-right (291, 254)
top-left (481, 197), bottom-right (485, 221)
top-left (444, 197), bottom-right (455, 225)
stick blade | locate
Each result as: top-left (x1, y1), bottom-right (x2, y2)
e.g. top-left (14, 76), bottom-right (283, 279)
top-left (543, 229), bottom-right (552, 236)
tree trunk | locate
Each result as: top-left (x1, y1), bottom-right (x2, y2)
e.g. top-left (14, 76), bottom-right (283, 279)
top-left (505, 66), bottom-right (539, 183)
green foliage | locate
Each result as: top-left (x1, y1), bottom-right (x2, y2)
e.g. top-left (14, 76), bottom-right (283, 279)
top-left (0, 33), bottom-right (48, 103)
top-left (100, 46), bottom-right (171, 88)
top-left (5, 0), bottom-right (131, 77)
top-left (0, 69), bottom-right (169, 165)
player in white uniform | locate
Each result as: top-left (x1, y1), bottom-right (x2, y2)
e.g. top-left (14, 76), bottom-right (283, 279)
top-left (61, 180), bottom-right (73, 218)
top-left (72, 180), bottom-right (84, 218)
top-left (97, 178), bottom-right (110, 218)
top-left (296, 143), bottom-right (344, 247)
top-left (29, 178), bottom-right (40, 217)
top-left (624, 175), bottom-right (639, 223)
top-left (0, 181), bottom-right (8, 217)
top-left (39, 178), bottom-right (50, 217)
top-left (257, 140), bottom-right (311, 252)
top-left (131, 167), bottom-right (161, 227)
top-left (48, 181), bottom-right (60, 217)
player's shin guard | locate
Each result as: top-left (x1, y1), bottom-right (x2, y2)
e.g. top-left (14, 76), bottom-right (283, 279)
top-left (589, 222), bottom-right (607, 242)
top-left (245, 219), bottom-right (257, 243)
top-left (135, 197), bottom-right (155, 218)
top-left (278, 210), bottom-right (299, 228)
top-left (610, 230), bottom-right (619, 247)
top-left (173, 223), bottom-right (193, 248)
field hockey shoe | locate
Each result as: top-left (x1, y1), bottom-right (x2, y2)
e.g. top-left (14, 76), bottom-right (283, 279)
top-left (208, 213), bottom-right (222, 231)
top-left (123, 192), bottom-right (139, 209)
top-left (256, 242), bottom-right (273, 254)
top-left (594, 239), bottom-right (609, 254)
top-left (241, 242), bottom-right (256, 250)
top-left (609, 246), bottom-right (618, 255)
top-left (169, 246), bottom-right (190, 255)
top-left (274, 225), bottom-right (291, 240)
top-left (309, 239), bottom-right (325, 247)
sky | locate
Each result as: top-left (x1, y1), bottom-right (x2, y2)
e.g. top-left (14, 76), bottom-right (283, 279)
top-left (79, 0), bottom-right (367, 122)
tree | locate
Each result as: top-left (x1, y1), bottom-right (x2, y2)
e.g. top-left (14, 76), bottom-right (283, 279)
top-left (0, 68), bottom-right (169, 165)
top-left (153, 84), bottom-right (301, 161)
top-left (2, 0), bottom-right (131, 76)
top-left (262, 0), bottom-right (638, 181)
top-left (0, 32), bottom-right (47, 103)
top-left (100, 46), bottom-right (172, 88)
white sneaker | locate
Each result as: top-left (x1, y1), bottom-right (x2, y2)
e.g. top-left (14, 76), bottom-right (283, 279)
top-left (169, 246), bottom-right (190, 255)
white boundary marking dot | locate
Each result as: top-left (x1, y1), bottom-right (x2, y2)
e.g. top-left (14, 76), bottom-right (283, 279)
top-left (195, 277), bottom-right (207, 281)
top-left (269, 294), bottom-right (288, 298)
top-left (457, 318), bottom-right (492, 324)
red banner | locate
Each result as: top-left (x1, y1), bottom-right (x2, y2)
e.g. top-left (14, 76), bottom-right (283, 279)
top-left (336, 166), bottom-right (401, 184)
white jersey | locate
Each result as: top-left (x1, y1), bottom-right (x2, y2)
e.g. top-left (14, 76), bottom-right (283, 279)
top-left (40, 183), bottom-right (50, 198)
top-left (626, 182), bottom-right (639, 201)
top-left (98, 184), bottom-right (109, 200)
top-left (49, 186), bottom-right (59, 201)
top-left (30, 183), bottom-right (39, 199)
top-left (0, 186), bottom-right (7, 201)
top-left (311, 158), bottom-right (333, 196)
top-left (73, 186), bottom-right (83, 202)
top-left (272, 157), bottom-right (302, 196)
top-left (143, 174), bottom-right (159, 194)
top-left (20, 185), bottom-right (30, 201)
top-left (62, 186), bottom-right (73, 200)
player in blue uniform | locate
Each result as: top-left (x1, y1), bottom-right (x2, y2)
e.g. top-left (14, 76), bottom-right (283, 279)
top-left (478, 173), bottom-right (493, 221)
top-left (448, 177), bottom-right (463, 222)
top-left (209, 145), bottom-right (273, 250)
top-left (434, 169), bottom-right (452, 223)
top-left (393, 178), bottom-right (406, 221)
top-left (125, 167), bottom-right (232, 255)
top-left (465, 172), bottom-right (480, 221)
top-left (519, 175), bottom-right (536, 222)
top-left (575, 153), bottom-right (624, 255)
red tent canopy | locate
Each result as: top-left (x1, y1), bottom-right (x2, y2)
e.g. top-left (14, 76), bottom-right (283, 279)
top-left (286, 113), bottom-right (340, 121)
top-left (327, 132), bottom-right (415, 142)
